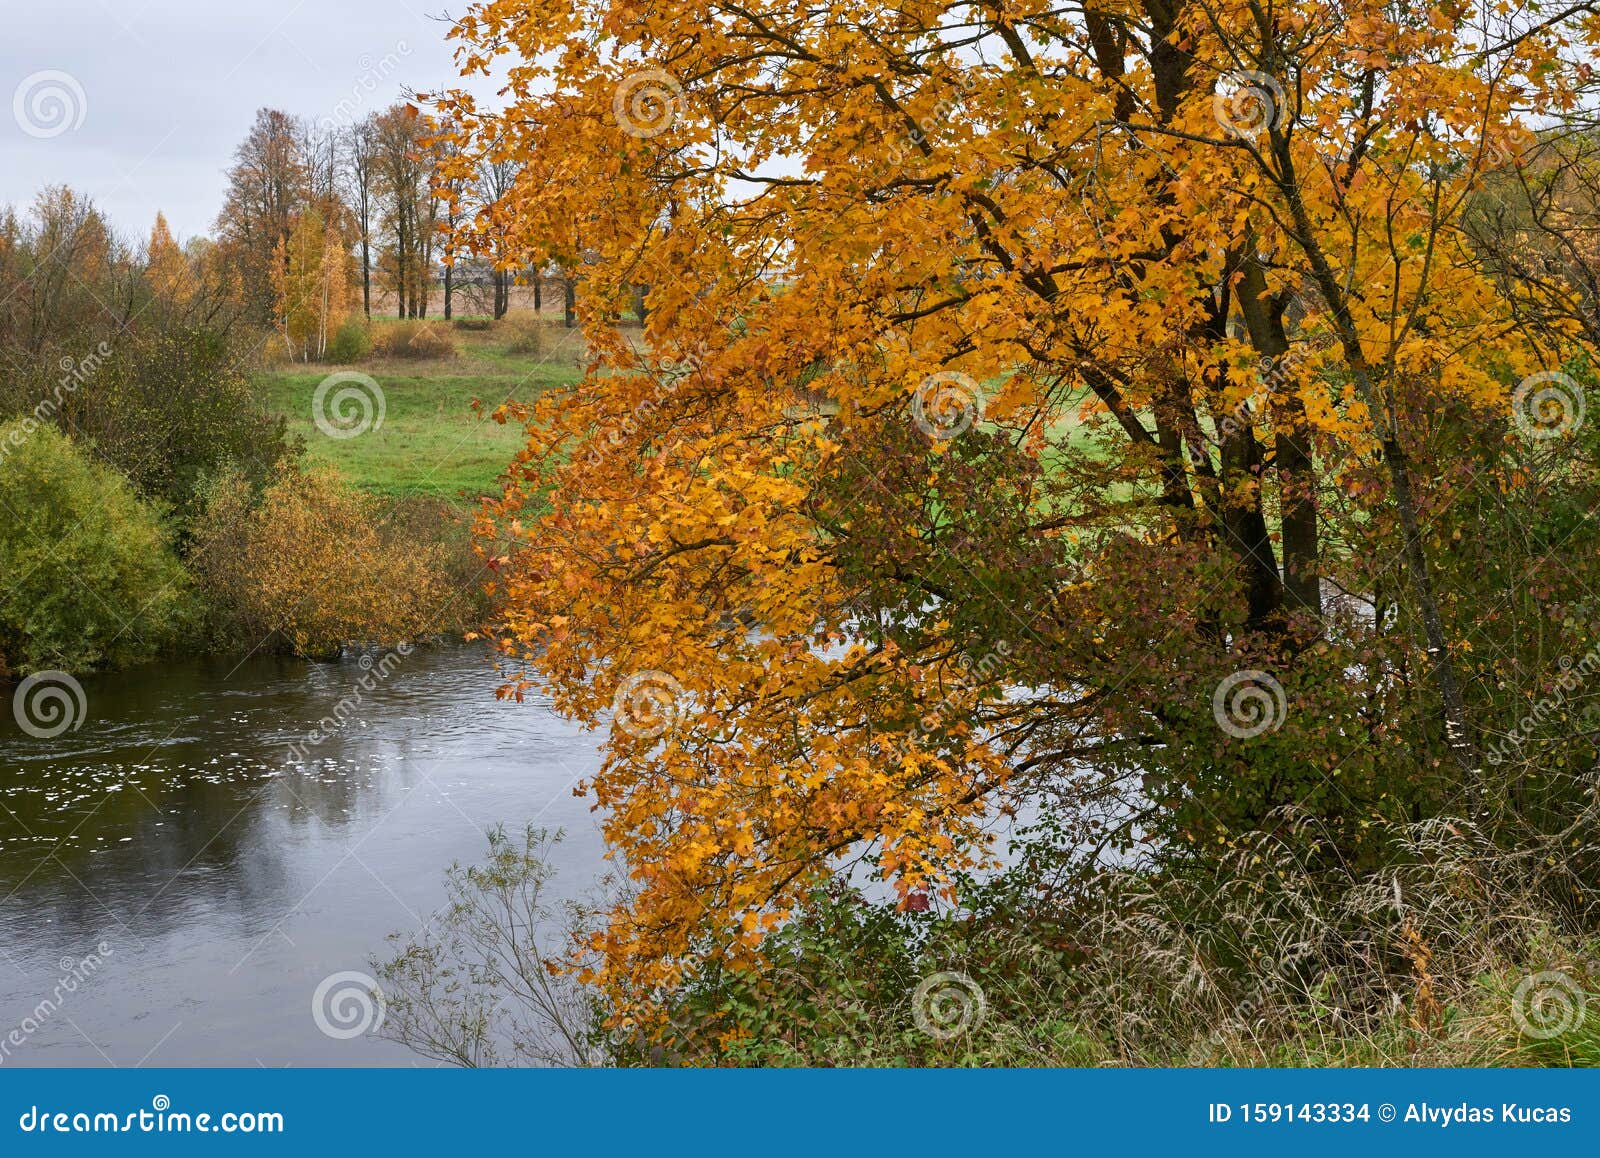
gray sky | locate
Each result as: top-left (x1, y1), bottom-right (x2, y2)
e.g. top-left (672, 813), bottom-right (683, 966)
top-left (0, 0), bottom-right (482, 242)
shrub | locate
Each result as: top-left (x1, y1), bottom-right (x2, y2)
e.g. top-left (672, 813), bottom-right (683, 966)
top-left (500, 319), bottom-right (543, 357)
top-left (409, 324), bottom-right (458, 359)
top-left (386, 496), bottom-right (490, 626)
top-left (375, 809), bottom-right (1600, 1070)
top-left (371, 321), bottom-right (458, 360)
top-left (646, 816), bottom-right (1600, 1068)
top-left (0, 421), bottom-right (191, 673)
top-left (326, 319), bottom-right (372, 363)
top-left (70, 325), bottom-right (296, 519)
top-left (190, 463), bottom-right (453, 657)
top-left (453, 317), bottom-right (493, 332)
top-left (375, 827), bottom-right (601, 1067)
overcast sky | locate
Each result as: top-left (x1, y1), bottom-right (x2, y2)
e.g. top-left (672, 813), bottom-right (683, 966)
top-left (0, 0), bottom-right (482, 242)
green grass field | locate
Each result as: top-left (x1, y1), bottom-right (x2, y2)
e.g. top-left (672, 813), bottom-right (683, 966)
top-left (255, 314), bottom-right (589, 503)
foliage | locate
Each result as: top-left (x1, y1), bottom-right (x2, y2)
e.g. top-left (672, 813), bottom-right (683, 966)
top-left (0, 188), bottom-right (294, 522)
top-left (76, 325), bottom-right (295, 517)
top-left (272, 205), bottom-right (352, 361)
top-left (189, 462), bottom-right (453, 657)
top-left (0, 187), bottom-right (127, 361)
top-left (380, 811), bottom-right (1600, 1068)
top-left (439, 0), bottom-right (1600, 1028)
top-left (216, 109), bottom-right (313, 326)
top-left (0, 421), bottom-right (191, 674)
top-left (144, 212), bottom-right (195, 309)
top-left (375, 826), bottom-right (604, 1067)
top-left (371, 319), bottom-right (458, 360)
top-left (326, 318), bottom-right (372, 363)
top-left (656, 815), bottom-right (1600, 1068)
top-left (369, 104), bottom-right (442, 320)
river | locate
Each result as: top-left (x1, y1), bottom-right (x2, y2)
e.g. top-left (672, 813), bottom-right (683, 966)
top-left (0, 645), bottom-right (607, 1067)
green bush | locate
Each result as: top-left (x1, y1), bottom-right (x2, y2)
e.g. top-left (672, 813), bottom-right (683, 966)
top-left (0, 421), bottom-right (192, 673)
top-left (326, 319), bottom-right (373, 363)
top-left (70, 325), bottom-right (296, 519)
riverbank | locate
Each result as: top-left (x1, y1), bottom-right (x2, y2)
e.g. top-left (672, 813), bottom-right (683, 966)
top-left (0, 312), bottom-right (589, 685)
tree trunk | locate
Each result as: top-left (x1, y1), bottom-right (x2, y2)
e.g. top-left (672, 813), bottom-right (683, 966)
top-left (1217, 417), bottom-right (1286, 628)
top-left (1382, 426), bottom-right (1478, 774)
top-left (1274, 152), bottom-right (1479, 775)
top-left (563, 278), bottom-right (576, 328)
top-left (1237, 257), bottom-right (1321, 617)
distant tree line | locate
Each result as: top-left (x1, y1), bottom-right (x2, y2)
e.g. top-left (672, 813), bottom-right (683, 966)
top-left (212, 104), bottom-right (579, 360)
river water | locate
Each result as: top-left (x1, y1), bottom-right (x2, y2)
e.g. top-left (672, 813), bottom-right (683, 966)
top-left (0, 645), bottom-right (607, 1067)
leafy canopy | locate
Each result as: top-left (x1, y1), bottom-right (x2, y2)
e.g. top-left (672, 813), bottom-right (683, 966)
top-left (438, 0), bottom-right (1600, 1023)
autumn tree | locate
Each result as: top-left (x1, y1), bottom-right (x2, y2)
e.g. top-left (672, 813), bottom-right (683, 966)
top-left (5, 187), bottom-right (129, 354)
top-left (440, 0), bottom-right (1600, 1025)
top-left (336, 118), bottom-right (385, 319)
top-left (216, 109), bottom-right (309, 325)
top-left (300, 119), bottom-right (343, 210)
top-left (272, 206), bottom-right (352, 361)
top-left (1467, 129), bottom-right (1600, 348)
top-left (373, 104), bottom-right (439, 318)
top-left (434, 136), bottom-right (467, 321)
top-left (144, 212), bottom-right (194, 312)
top-left (477, 158), bottom-right (524, 319)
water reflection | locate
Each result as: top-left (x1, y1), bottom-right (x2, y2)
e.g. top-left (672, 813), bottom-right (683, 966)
top-left (0, 646), bottom-right (605, 1066)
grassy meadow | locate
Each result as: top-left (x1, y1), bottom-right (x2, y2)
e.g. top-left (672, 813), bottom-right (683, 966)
top-left (255, 311), bottom-right (590, 503)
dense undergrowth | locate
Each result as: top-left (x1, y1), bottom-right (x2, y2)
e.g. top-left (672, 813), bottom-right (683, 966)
top-left (377, 812), bottom-right (1600, 1068)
